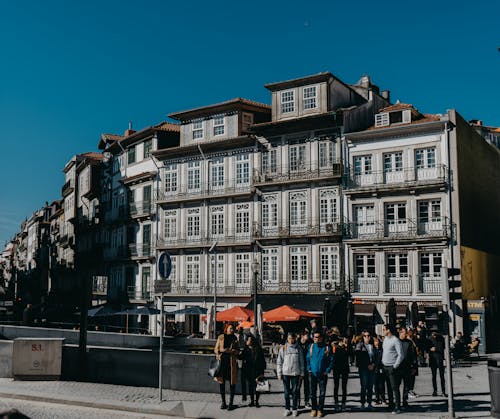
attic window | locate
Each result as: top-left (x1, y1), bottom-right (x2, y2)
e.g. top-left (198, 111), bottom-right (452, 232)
top-left (242, 112), bottom-right (254, 131)
top-left (375, 110), bottom-right (411, 127)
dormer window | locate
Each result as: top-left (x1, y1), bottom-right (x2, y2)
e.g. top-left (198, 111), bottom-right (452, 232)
top-left (242, 112), bottom-right (254, 131)
top-left (303, 86), bottom-right (317, 110)
top-left (192, 120), bottom-right (203, 140)
top-left (281, 90), bottom-right (295, 113)
top-left (375, 109), bottom-right (412, 127)
top-left (213, 116), bottom-right (225, 136)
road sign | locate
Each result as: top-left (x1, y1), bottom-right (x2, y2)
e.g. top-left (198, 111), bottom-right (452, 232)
top-left (154, 280), bottom-right (171, 294)
top-left (158, 252), bottom-right (172, 279)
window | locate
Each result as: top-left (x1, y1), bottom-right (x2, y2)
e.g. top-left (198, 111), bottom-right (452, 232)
top-left (353, 155), bottom-right (372, 175)
top-left (319, 141), bottom-right (335, 167)
top-left (213, 116), bottom-right (225, 136)
top-left (210, 158), bottom-right (224, 188)
top-left (210, 206), bottom-right (224, 236)
top-left (236, 204), bottom-right (250, 234)
top-left (416, 147), bottom-right (436, 169)
top-left (164, 164), bottom-right (177, 194)
top-left (385, 202), bottom-right (406, 223)
top-left (127, 146), bottom-right (136, 165)
top-left (187, 161), bottom-right (200, 191)
top-left (236, 153), bottom-right (249, 185)
top-left (420, 252), bottom-right (442, 277)
top-left (164, 210), bottom-right (177, 239)
top-left (262, 248), bottom-right (279, 290)
top-left (242, 113), bottom-right (254, 131)
top-left (186, 255), bottom-right (200, 287)
top-left (320, 246), bottom-right (338, 285)
top-left (290, 192), bottom-right (307, 227)
top-left (192, 121), bottom-right (203, 140)
top-left (387, 253), bottom-right (409, 277)
top-left (210, 254), bottom-right (224, 285)
top-left (262, 148), bottom-right (278, 174)
top-left (281, 90), bottom-right (295, 113)
top-left (375, 113), bottom-right (389, 127)
top-left (187, 209), bottom-right (200, 238)
top-left (141, 267), bottom-right (151, 297)
top-left (303, 86), bottom-right (317, 110)
top-left (262, 194), bottom-right (278, 228)
top-left (290, 246), bottom-right (308, 290)
top-left (143, 139), bottom-right (153, 159)
top-left (235, 254), bottom-right (250, 288)
top-left (289, 144), bottom-right (306, 172)
top-left (355, 254), bottom-right (376, 277)
top-left (170, 256), bottom-right (177, 283)
top-left (384, 152), bottom-right (403, 172)
top-left (418, 200), bottom-right (441, 223)
top-left (319, 190), bottom-right (338, 226)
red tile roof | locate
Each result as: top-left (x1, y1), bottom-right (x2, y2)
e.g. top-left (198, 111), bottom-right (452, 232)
top-left (379, 103), bottom-right (414, 113)
top-left (169, 98), bottom-right (270, 120)
top-left (80, 152), bottom-right (103, 160)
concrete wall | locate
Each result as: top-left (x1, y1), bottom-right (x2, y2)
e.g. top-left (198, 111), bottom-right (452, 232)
top-left (0, 341), bottom-right (13, 378)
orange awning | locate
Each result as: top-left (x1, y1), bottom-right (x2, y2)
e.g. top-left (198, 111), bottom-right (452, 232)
top-left (263, 305), bottom-right (319, 322)
top-left (217, 306), bottom-right (254, 322)
top-left (238, 321), bottom-right (254, 329)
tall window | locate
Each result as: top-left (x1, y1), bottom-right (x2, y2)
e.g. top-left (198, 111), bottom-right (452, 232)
top-left (262, 248), bottom-right (279, 290)
top-left (384, 152), bottom-right (403, 172)
top-left (290, 192), bottom-right (307, 227)
top-left (164, 164), bottom-right (178, 194)
top-left (355, 254), bottom-right (376, 277)
top-left (142, 224), bottom-right (151, 254)
top-left (290, 246), bottom-right (308, 290)
top-left (210, 206), bottom-right (224, 236)
top-left (187, 161), bottom-right (200, 191)
top-left (192, 121), bottom-right (203, 140)
top-left (210, 157), bottom-right (224, 188)
top-left (170, 256), bottom-right (177, 284)
top-left (387, 253), bottom-right (409, 277)
top-left (319, 190), bottom-right (338, 226)
top-left (164, 210), bottom-right (177, 239)
top-left (319, 141), bottom-right (335, 167)
top-left (418, 200), bottom-right (441, 223)
top-left (213, 116), bottom-right (225, 136)
top-left (186, 255), bottom-right (200, 287)
top-left (420, 253), bottom-right (442, 277)
top-left (235, 254), bottom-right (250, 288)
top-left (354, 205), bottom-right (375, 225)
top-left (210, 254), bottom-right (224, 285)
top-left (289, 144), bottom-right (306, 172)
top-left (141, 266), bottom-right (151, 297)
top-left (127, 146), bottom-right (136, 165)
top-left (143, 139), bottom-right (153, 159)
top-left (262, 194), bottom-right (278, 228)
top-left (262, 148), bottom-right (278, 174)
top-left (385, 202), bottom-right (406, 223)
top-left (320, 246), bottom-right (338, 286)
top-left (187, 209), bottom-right (200, 237)
top-left (416, 147), bottom-right (436, 169)
top-left (353, 155), bottom-right (372, 174)
top-left (281, 90), bottom-right (295, 113)
top-left (236, 154), bottom-right (249, 185)
top-left (303, 86), bottom-right (317, 110)
top-left (236, 204), bottom-right (250, 234)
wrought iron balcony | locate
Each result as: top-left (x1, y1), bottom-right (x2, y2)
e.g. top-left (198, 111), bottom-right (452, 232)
top-left (156, 181), bottom-right (252, 203)
top-left (253, 220), bottom-right (342, 240)
top-left (127, 286), bottom-right (151, 301)
top-left (62, 180), bottom-right (74, 197)
top-left (344, 164), bottom-right (448, 192)
top-left (157, 230), bottom-right (252, 249)
top-left (129, 243), bottom-right (154, 259)
top-left (352, 275), bottom-right (379, 295)
top-left (384, 275), bottom-right (412, 295)
top-left (344, 217), bottom-right (451, 241)
top-left (130, 201), bottom-right (153, 218)
top-left (253, 160), bottom-right (342, 186)
top-left (418, 274), bottom-right (442, 295)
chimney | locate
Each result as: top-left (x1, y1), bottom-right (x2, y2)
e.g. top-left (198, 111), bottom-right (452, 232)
top-left (124, 121), bottom-right (136, 137)
top-left (381, 90), bottom-right (391, 101)
top-left (359, 75), bottom-right (371, 88)
top-left (469, 119), bottom-right (483, 126)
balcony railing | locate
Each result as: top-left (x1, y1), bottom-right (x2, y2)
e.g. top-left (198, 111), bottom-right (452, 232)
top-left (253, 160), bottom-right (342, 185)
top-left (385, 275), bottom-right (412, 295)
top-left (156, 181), bottom-right (251, 203)
top-left (129, 243), bottom-right (154, 259)
top-left (418, 275), bottom-right (442, 294)
top-left (157, 230), bottom-right (252, 248)
top-left (253, 220), bottom-right (342, 239)
top-left (127, 286), bottom-right (151, 301)
top-left (103, 246), bottom-right (128, 261)
top-left (352, 275), bottom-right (379, 295)
top-left (130, 201), bottom-right (153, 218)
top-left (92, 276), bottom-right (108, 295)
top-left (344, 165), bottom-right (448, 191)
top-left (103, 205), bottom-right (128, 223)
top-left (345, 217), bottom-right (451, 241)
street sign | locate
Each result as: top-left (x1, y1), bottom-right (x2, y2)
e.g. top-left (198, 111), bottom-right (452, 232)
top-left (154, 280), bottom-right (171, 294)
top-left (158, 252), bottom-right (172, 279)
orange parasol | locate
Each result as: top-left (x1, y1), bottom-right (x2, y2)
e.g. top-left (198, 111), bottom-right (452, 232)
top-left (238, 321), bottom-right (254, 329)
top-left (216, 306), bottom-right (254, 322)
top-left (263, 305), bottom-right (319, 322)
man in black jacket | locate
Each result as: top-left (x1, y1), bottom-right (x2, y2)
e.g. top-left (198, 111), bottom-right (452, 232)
top-left (398, 327), bottom-right (418, 409)
top-left (427, 331), bottom-right (447, 397)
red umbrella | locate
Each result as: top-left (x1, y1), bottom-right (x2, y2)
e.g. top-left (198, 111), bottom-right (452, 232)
top-left (263, 305), bottom-right (319, 322)
top-left (216, 306), bottom-right (254, 322)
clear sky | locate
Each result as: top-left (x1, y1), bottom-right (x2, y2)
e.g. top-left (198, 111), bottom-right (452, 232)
top-left (1, 0), bottom-right (499, 245)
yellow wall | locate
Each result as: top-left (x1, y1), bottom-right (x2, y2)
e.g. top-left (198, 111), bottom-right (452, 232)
top-left (461, 245), bottom-right (500, 300)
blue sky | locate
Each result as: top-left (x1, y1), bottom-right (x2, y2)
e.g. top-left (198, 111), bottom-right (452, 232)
top-left (1, 0), bottom-right (499, 245)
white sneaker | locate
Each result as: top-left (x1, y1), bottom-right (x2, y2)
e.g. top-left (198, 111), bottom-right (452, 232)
top-left (284, 409), bottom-right (292, 416)
top-left (292, 411), bottom-right (299, 417)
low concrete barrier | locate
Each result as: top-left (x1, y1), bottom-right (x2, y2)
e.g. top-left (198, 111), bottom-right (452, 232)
top-left (13, 338), bottom-right (64, 380)
top-left (0, 341), bottom-right (13, 378)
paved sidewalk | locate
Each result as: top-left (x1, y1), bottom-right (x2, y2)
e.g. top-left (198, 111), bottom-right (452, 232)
top-left (0, 361), bottom-right (491, 418)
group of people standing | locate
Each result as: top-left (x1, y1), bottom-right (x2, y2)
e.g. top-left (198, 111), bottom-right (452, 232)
top-left (213, 321), bottom-right (449, 416)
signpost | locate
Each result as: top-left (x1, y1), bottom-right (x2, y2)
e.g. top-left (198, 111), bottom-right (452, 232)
top-left (156, 251), bottom-right (171, 402)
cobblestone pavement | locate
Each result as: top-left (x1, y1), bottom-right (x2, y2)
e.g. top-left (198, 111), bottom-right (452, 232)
top-left (0, 360), bottom-right (491, 418)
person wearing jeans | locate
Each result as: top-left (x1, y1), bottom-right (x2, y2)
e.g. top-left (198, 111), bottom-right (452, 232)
top-left (307, 332), bottom-right (334, 418)
top-left (297, 332), bottom-right (311, 408)
top-left (332, 336), bottom-right (350, 412)
top-left (356, 330), bottom-right (376, 410)
top-left (277, 333), bottom-right (304, 417)
top-left (382, 324), bottom-right (403, 414)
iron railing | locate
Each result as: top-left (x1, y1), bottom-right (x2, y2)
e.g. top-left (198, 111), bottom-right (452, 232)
top-left (129, 201), bottom-right (153, 218)
top-left (157, 230), bottom-right (252, 248)
top-left (418, 275), bottom-right (442, 294)
top-left (127, 286), bottom-right (151, 301)
top-left (253, 160), bottom-right (342, 185)
top-left (384, 275), bottom-right (412, 295)
top-left (352, 275), bottom-right (379, 295)
top-left (253, 220), bottom-right (342, 239)
top-left (129, 243), bottom-right (154, 258)
top-left (156, 181), bottom-right (252, 203)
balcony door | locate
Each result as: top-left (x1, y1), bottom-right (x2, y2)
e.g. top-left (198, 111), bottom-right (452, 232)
top-left (386, 253), bottom-right (410, 294)
top-left (142, 224), bottom-right (151, 256)
top-left (289, 144), bottom-right (306, 173)
top-left (262, 248), bottom-right (279, 292)
top-left (354, 254), bottom-right (377, 294)
top-left (353, 205), bottom-right (375, 237)
top-left (385, 202), bottom-right (408, 235)
top-left (290, 191), bottom-right (308, 234)
top-left (143, 185), bottom-right (151, 213)
top-left (418, 200), bottom-right (442, 235)
top-left (383, 152), bottom-right (403, 183)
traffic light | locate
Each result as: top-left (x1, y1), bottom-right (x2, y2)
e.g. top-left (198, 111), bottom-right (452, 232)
top-left (447, 267), bottom-right (461, 301)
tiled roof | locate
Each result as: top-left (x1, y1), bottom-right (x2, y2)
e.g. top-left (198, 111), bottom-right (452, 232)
top-left (122, 171), bottom-right (157, 184)
top-left (366, 114), bottom-right (442, 130)
top-left (101, 133), bottom-right (124, 142)
top-left (169, 98), bottom-right (270, 120)
top-left (152, 122), bottom-right (180, 133)
top-left (80, 152), bottom-right (103, 160)
top-left (379, 103), bottom-right (414, 113)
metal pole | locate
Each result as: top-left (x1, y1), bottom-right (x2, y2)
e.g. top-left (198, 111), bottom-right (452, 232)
top-left (443, 302), bottom-right (455, 418)
top-left (159, 292), bottom-right (164, 401)
top-left (213, 253), bottom-right (217, 339)
top-left (253, 271), bottom-right (258, 340)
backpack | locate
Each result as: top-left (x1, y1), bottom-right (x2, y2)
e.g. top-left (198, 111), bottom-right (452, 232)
top-left (310, 343), bottom-right (330, 358)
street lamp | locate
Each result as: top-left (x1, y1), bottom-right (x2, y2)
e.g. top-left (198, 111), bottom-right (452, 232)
top-left (252, 259), bottom-right (260, 341)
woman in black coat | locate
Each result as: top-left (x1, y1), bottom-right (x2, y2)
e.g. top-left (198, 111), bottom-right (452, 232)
top-left (373, 336), bottom-right (387, 405)
top-left (239, 335), bottom-right (266, 407)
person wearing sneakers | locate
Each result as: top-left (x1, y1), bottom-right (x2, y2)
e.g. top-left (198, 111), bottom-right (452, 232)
top-left (382, 324), bottom-right (403, 414)
top-left (355, 330), bottom-right (376, 411)
top-left (277, 332), bottom-right (304, 417)
top-left (307, 332), bottom-right (334, 417)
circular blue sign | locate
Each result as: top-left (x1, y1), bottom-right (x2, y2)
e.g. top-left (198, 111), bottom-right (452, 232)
top-left (158, 252), bottom-right (172, 279)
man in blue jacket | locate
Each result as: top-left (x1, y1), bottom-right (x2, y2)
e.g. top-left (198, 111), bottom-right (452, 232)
top-left (307, 332), bottom-right (334, 417)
